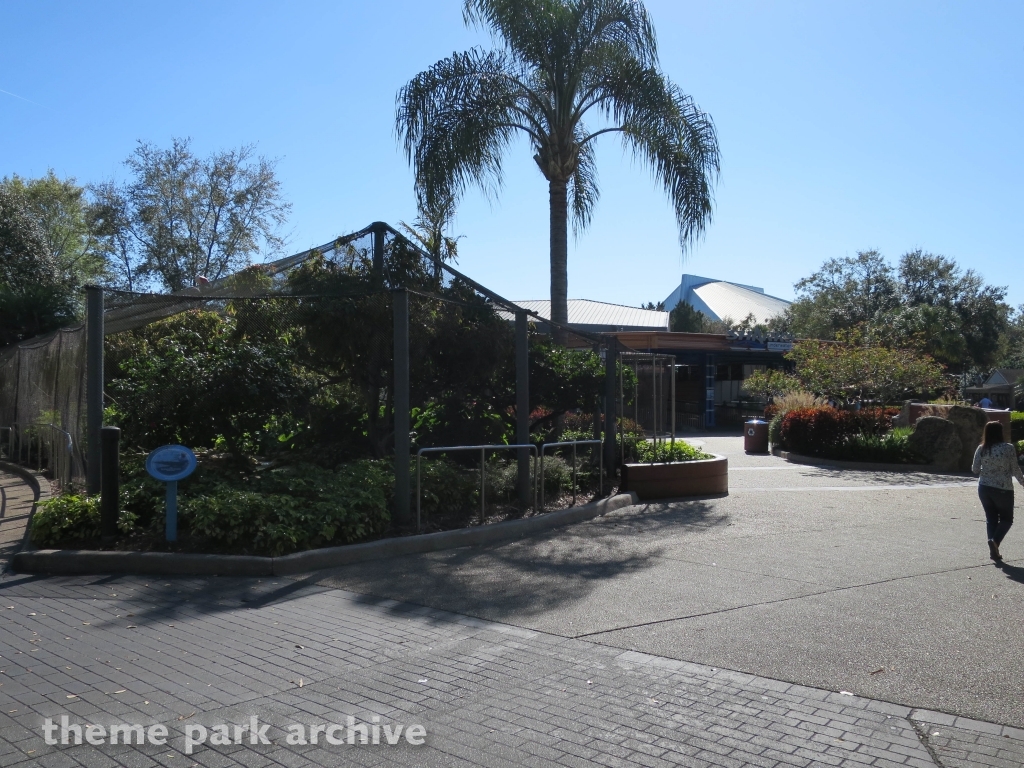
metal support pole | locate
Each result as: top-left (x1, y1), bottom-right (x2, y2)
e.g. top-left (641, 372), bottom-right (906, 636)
top-left (393, 288), bottom-right (411, 528)
top-left (604, 341), bottom-right (617, 478)
top-left (671, 361), bottom-right (676, 447)
top-left (100, 426), bottom-right (120, 541)
top-left (515, 310), bottom-right (530, 509)
top-left (480, 447), bottom-right (486, 524)
top-left (372, 221), bottom-right (386, 278)
top-left (86, 285), bottom-right (103, 495)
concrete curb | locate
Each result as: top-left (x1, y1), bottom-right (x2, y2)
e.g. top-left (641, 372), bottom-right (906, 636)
top-left (770, 447), bottom-right (973, 476)
top-left (11, 492), bottom-right (639, 577)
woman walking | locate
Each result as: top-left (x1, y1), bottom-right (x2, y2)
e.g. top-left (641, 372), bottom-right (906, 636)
top-left (972, 421), bottom-right (1024, 561)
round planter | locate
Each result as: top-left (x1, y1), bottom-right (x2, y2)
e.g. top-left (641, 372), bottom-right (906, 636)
top-left (620, 454), bottom-right (728, 500)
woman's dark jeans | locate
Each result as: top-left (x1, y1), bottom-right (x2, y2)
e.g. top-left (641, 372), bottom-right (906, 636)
top-left (978, 483), bottom-right (1014, 544)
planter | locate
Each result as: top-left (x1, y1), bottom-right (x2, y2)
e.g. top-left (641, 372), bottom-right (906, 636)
top-left (621, 454), bottom-right (728, 500)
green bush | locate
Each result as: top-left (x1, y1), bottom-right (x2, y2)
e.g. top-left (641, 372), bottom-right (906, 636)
top-left (833, 427), bottom-right (925, 464)
top-left (181, 461), bottom-right (391, 556)
top-left (634, 441), bottom-right (713, 463)
top-left (1011, 412), bottom-right (1024, 443)
top-left (768, 413), bottom-right (784, 446)
top-left (415, 456), bottom-right (482, 521)
top-left (31, 495), bottom-right (137, 548)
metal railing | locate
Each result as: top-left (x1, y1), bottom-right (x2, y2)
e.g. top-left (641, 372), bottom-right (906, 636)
top-left (416, 443), bottom-right (538, 531)
top-left (539, 439), bottom-right (603, 512)
top-left (2, 422), bottom-right (76, 490)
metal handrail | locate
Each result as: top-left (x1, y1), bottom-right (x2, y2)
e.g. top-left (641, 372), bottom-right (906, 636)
top-left (416, 443), bottom-right (538, 532)
top-left (3, 422), bottom-right (75, 489)
top-left (539, 439), bottom-right (603, 511)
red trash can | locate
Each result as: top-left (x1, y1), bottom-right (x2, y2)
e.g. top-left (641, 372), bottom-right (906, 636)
top-left (744, 420), bottom-right (769, 453)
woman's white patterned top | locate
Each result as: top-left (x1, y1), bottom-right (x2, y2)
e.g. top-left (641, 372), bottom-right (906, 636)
top-left (972, 442), bottom-right (1024, 491)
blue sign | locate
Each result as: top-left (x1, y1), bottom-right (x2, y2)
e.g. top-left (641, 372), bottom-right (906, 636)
top-left (146, 445), bottom-right (196, 542)
top-left (146, 445), bottom-right (196, 482)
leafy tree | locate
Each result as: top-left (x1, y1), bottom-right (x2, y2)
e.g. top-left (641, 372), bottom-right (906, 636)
top-left (0, 171), bottom-right (106, 288)
top-left (997, 305), bottom-right (1024, 369)
top-left (740, 368), bottom-right (800, 403)
top-left (669, 301), bottom-right (708, 332)
top-left (788, 249), bottom-right (1007, 371)
top-left (785, 332), bottom-right (945, 404)
top-left (0, 187), bottom-right (78, 345)
top-left (104, 308), bottom-right (310, 454)
top-left (397, 0), bottom-right (719, 342)
top-left (92, 138), bottom-right (290, 292)
top-left (788, 250), bottom-right (898, 341)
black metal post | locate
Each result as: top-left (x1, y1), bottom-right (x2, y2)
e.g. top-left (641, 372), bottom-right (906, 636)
top-left (515, 310), bottom-right (530, 509)
top-left (604, 340), bottom-right (617, 480)
top-left (86, 285), bottom-right (104, 495)
top-left (372, 222), bottom-right (386, 278)
top-left (393, 288), bottom-right (411, 527)
top-left (100, 426), bottom-right (120, 540)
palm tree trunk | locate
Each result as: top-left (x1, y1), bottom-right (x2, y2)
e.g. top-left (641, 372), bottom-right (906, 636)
top-left (549, 177), bottom-right (569, 345)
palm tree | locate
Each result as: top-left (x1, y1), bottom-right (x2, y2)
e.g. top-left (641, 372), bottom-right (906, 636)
top-left (398, 189), bottom-right (463, 266)
top-left (397, 0), bottom-right (720, 341)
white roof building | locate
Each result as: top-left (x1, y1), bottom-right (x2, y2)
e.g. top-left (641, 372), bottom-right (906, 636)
top-left (663, 274), bottom-right (791, 326)
top-left (511, 299), bottom-right (669, 332)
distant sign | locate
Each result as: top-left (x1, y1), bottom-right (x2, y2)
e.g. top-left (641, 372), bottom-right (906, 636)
top-left (767, 341), bottom-right (794, 352)
top-left (145, 445), bottom-right (196, 482)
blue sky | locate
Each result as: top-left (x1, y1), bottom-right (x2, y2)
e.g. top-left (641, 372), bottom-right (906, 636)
top-left (2, 0), bottom-right (1022, 308)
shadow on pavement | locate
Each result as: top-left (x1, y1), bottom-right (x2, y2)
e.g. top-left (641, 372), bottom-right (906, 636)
top-left (0, 499), bottom-right (729, 629)
top-left (996, 560), bottom-right (1024, 585)
top-left (310, 499), bottom-right (728, 624)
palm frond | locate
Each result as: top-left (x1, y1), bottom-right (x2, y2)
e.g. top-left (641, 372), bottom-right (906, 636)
top-left (396, 48), bottom-right (545, 209)
top-left (568, 124), bottom-right (599, 234)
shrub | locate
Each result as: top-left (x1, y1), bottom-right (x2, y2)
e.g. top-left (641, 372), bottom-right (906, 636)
top-left (416, 455), bottom-right (482, 521)
top-left (181, 461), bottom-right (391, 556)
top-left (768, 413), bottom-right (784, 446)
top-left (777, 407), bottom-right (859, 456)
top-left (833, 427), bottom-right (925, 464)
top-left (634, 441), bottom-right (713, 463)
top-left (1012, 412), bottom-right (1024, 443)
top-left (31, 495), bottom-right (137, 548)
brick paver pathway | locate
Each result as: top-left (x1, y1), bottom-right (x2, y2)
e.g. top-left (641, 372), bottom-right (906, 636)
top-left (1, 572), bottom-right (1021, 768)
top-left (0, 469), bottom-right (37, 568)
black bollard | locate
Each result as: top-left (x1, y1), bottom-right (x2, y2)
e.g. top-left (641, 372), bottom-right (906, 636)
top-left (100, 426), bottom-right (120, 541)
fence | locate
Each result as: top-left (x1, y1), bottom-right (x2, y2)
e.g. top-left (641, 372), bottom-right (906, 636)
top-left (0, 324), bottom-right (87, 489)
top-left (0, 222), bottom-right (648, 525)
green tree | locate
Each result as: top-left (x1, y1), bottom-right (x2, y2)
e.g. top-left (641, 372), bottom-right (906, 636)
top-left (93, 138), bottom-right (290, 292)
top-left (740, 368), bottom-right (800, 403)
top-left (397, 0), bottom-right (719, 342)
top-left (669, 301), bottom-right (709, 332)
top-left (788, 250), bottom-right (897, 341)
top-left (785, 333), bottom-right (945, 405)
top-left (0, 170), bottom-right (106, 288)
top-left (0, 187), bottom-right (78, 345)
top-left (788, 249), bottom-right (1007, 371)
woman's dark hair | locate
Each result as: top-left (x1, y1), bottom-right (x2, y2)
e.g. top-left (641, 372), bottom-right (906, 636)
top-left (981, 421), bottom-right (1004, 454)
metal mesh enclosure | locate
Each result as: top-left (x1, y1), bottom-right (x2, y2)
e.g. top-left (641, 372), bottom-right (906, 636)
top-left (0, 324), bottom-right (87, 486)
top-left (0, 221), bottom-right (633, 508)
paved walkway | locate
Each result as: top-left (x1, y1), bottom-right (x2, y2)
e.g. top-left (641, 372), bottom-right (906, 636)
top-left (1, 574), bottom-right (1021, 768)
top-left (1, 442), bottom-right (1023, 767)
top-left (0, 467), bottom-right (37, 569)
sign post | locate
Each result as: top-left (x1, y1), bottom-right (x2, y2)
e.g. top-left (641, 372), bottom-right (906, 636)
top-left (145, 445), bottom-right (196, 542)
